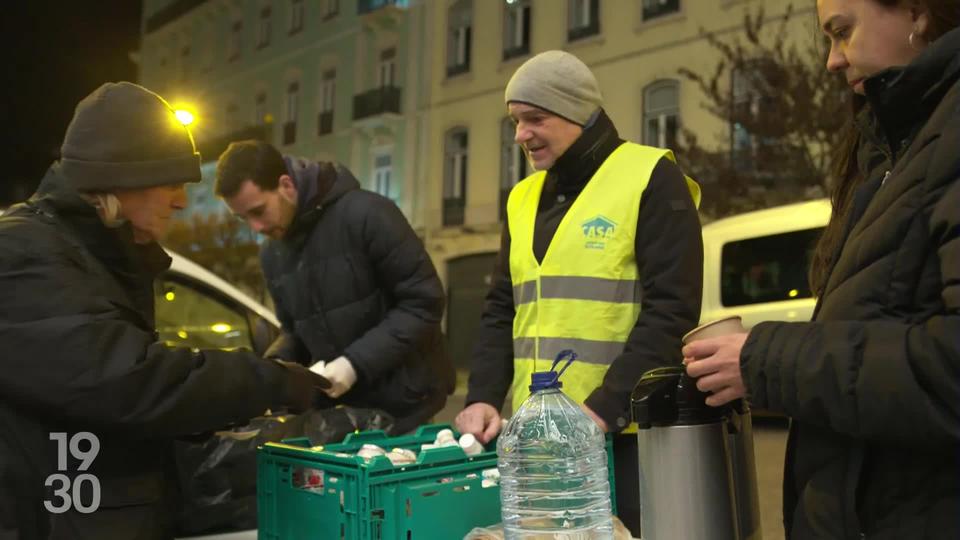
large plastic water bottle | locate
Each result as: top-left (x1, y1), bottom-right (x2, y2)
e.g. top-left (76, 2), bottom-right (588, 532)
top-left (497, 351), bottom-right (614, 539)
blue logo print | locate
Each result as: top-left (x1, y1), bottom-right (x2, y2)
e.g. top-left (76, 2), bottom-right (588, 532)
top-left (581, 215), bottom-right (617, 250)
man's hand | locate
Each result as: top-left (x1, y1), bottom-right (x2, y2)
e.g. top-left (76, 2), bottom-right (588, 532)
top-left (315, 356), bottom-right (357, 399)
top-left (581, 404), bottom-right (609, 432)
top-left (683, 332), bottom-right (749, 407)
top-left (275, 360), bottom-right (330, 413)
top-left (455, 402), bottom-right (502, 445)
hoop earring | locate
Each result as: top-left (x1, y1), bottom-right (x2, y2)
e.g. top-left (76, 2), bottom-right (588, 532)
top-left (908, 31), bottom-right (924, 51)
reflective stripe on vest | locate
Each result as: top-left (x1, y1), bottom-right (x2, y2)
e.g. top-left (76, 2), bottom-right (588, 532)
top-left (513, 276), bottom-right (641, 306)
top-left (506, 142), bottom-right (700, 432)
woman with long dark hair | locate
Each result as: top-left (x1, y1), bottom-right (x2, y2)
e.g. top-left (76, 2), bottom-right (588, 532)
top-left (684, 1), bottom-right (960, 538)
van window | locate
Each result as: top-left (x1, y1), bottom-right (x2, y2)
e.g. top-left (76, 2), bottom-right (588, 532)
top-left (154, 275), bottom-right (253, 350)
top-left (721, 228), bottom-right (822, 307)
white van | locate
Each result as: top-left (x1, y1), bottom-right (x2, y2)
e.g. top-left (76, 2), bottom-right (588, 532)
top-left (699, 199), bottom-right (832, 329)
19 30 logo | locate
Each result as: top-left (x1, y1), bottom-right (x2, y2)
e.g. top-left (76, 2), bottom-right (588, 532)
top-left (45, 432), bottom-right (101, 514)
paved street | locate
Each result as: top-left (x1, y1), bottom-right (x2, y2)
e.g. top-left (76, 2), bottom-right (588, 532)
top-left (436, 371), bottom-right (790, 540)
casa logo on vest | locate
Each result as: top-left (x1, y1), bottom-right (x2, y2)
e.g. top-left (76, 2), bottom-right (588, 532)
top-left (581, 215), bottom-right (617, 250)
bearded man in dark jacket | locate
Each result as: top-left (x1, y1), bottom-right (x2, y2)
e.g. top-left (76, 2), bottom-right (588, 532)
top-left (215, 141), bottom-right (454, 435)
top-left (0, 82), bottom-right (327, 539)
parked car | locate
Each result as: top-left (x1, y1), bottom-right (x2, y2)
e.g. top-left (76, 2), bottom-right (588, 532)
top-left (162, 251), bottom-right (271, 540)
top-left (699, 198), bottom-right (831, 330)
top-left (158, 251), bottom-right (278, 355)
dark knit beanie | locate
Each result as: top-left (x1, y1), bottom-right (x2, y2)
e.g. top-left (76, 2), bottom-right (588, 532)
top-left (504, 50), bottom-right (603, 126)
top-left (59, 82), bottom-right (202, 191)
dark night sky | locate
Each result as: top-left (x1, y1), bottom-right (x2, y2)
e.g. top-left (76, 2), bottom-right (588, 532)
top-left (0, 1), bottom-right (142, 206)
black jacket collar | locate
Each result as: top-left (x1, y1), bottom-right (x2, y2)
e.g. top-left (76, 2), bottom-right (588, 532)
top-left (29, 165), bottom-right (171, 280)
top-left (546, 109), bottom-right (624, 197)
top-left (282, 157), bottom-right (361, 243)
top-left (861, 27), bottom-right (960, 159)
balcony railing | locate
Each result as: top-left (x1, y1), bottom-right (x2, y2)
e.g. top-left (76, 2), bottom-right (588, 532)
top-left (145, 0), bottom-right (207, 33)
top-left (567, 21), bottom-right (600, 42)
top-left (317, 111), bottom-right (334, 136)
top-left (352, 86), bottom-right (401, 121)
top-left (283, 122), bottom-right (297, 145)
top-left (443, 197), bottom-right (466, 227)
top-left (446, 63), bottom-right (470, 78)
top-left (502, 43), bottom-right (530, 62)
top-left (358, 0), bottom-right (408, 15)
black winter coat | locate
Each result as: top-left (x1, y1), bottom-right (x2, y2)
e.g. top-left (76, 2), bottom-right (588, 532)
top-left (741, 27), bottom-right (960, 539)
top-left (0, 168), bottom-right (298, 539)
top-left (260, 158), bottom-right (453, 426)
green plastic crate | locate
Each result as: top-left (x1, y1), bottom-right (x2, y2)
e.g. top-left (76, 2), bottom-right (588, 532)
top-left (257, 424), bottom-right (502, 540)
top-left (257, 423), bottom-right (618, 540)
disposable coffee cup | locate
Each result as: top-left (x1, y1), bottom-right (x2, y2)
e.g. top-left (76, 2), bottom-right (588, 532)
top-left (682, 315), bottom-right (746, 345)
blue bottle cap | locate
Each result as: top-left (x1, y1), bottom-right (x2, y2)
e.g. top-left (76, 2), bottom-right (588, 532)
top-left (528, 349), bottom-right (577, 392)
top-left (529, 371), bottom-right (563, 392)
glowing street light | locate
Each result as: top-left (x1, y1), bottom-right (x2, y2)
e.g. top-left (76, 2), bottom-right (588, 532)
top-left (174, 109), bottom-right (195, 126)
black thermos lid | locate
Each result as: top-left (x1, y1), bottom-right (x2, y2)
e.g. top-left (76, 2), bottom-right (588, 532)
top-left (631, 366), bottom-right (728, 428)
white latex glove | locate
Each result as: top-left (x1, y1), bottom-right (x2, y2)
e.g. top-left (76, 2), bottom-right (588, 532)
top-left (318, 356), bottom-right (357, 398)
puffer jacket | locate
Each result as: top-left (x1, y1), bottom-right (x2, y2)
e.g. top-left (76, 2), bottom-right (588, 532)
top-left (260, 157), bottom-right (453, 428)
top-left (0, 167), bottom-right (300, 539)
top-left (740, 27), bottom-right (960, 539)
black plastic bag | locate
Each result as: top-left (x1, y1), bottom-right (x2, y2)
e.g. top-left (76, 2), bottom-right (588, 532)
top-left (174, 407), bottom-right (394, 536)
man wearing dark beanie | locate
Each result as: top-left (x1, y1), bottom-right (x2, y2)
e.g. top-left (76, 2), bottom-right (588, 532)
top-left (455, 50), bottom-right (704, 535)
top-left (0, 82), bottom-right (329, 539)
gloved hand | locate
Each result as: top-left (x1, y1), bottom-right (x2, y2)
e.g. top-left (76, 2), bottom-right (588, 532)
top-left (314, 356), bottom-right (357, 399)
top-left (275, 360), bottom-right (331, 413)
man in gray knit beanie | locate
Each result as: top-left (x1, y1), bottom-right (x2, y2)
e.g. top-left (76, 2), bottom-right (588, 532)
top-left (459, 49), bottom-right (703, 538)
top-left (502, 50), bottom-right (604, 171)
top-left (505, 49), bottom-right (604, 126)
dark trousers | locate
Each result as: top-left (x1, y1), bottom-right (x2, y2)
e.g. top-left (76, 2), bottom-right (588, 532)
top-left (613, 433), bottom-right (641, 537)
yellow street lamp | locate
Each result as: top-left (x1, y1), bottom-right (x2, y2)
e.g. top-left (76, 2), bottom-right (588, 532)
top-left (174, 109), bottom-right (195, 126)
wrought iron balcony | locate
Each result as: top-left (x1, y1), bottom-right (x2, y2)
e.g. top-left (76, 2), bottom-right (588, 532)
top-left (283, 122), bottom-right (296, 145)
top-left (352, 86), bottom-right (401, 121)
top-left (317, 111), bottom-right (334, 135)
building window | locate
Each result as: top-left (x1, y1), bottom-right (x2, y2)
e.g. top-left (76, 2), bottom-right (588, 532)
top-left (499, 117), bottom-right (528, 221)
top-left (228, 20), bottom-right (242, 61)
top-left (318, 69), bottom-right (336, 136)
top-left (258, 7), bottom-right (272, 49)
top-left (567, 0), bottom-right (599, 41)
top-left (290, 0), bottom-right (304, 34)
top-left (284, 82), bottom-right (299, 145)
top-left (730, 61), bottom-right (776, 173)
top-left (443, 128), bottom-right (469, 226)
top-left (255, 92), bottom-right (267, 125)
top-left (446, 0), bottom-right (472, 77)
top-left (643, 80), bottom-right (680, 148)
top-left (373, 153), bottom-right (393, 199)
top-left (378, 48), bottom-right (397, 88)
top-left (503, 0), bottom-right (531, 61)
top-left (642, 0), bottom-right (680, 21)
top-left (322, 0), bottom-right (340, 20)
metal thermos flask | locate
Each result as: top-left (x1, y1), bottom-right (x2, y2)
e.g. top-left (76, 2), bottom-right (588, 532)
top-left (631, 366), bottom-right (762, 540)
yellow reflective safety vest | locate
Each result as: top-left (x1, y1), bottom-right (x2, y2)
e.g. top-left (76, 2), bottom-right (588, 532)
top-left (506, 142), bottom-right (700, 430)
